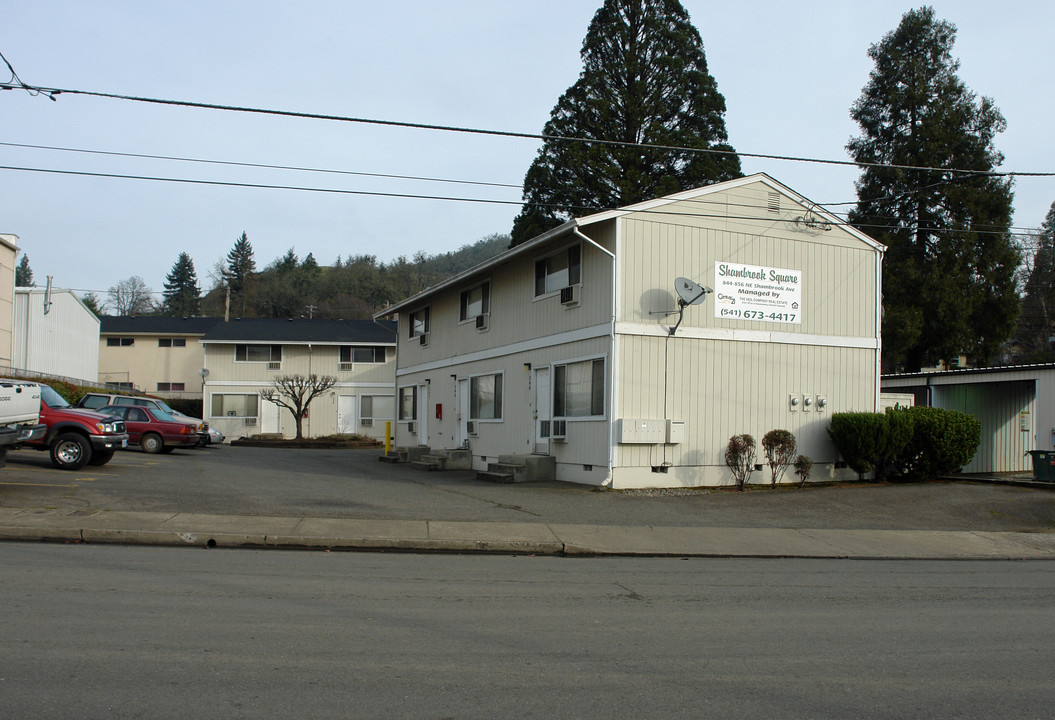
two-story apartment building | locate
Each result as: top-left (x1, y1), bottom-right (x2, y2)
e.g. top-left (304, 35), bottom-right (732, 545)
top-left (200, 318), bottom-right (397, 441)
top-left (375, 174), bottom-right (884, 488)
top-left (99, 316), bottom-right (223, 398)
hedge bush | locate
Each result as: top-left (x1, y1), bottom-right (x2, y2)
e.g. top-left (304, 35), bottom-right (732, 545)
top-left (895, 406), bottom-right (981, 481)
top-left (827, 412), bottom-right (889, 478)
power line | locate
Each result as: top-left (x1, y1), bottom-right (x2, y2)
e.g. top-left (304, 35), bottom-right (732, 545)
top-left (0, 140), bottom-right (523, 190)
top-left (4, 77), bottom-right (1055, 180)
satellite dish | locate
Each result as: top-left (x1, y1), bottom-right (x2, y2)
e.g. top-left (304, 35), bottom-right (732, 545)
top-left (675, 277), bottom-right (711, 307)
top-left (199, 368), bottom-right (210, 378)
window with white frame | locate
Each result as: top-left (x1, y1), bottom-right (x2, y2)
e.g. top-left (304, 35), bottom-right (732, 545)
top-left (235, 344), bottom-right (282, 362)
top-left (158, 338), bottom-right (187, 347)
top-left (408, 308), bottom-right (430, 338)
top-left (361, 395), bottom-right (395, 424)
top-left (553, 358), bottom-right (605, 417)
top-left (340, 346), bottom-right (387, 363)
top-left (535, 244), bottom-right (581, 297)
top-left (398, 386), bottom-right (418, 421)
top-left (157, 382), bottom-right (186, 392)
top-left (106, 337), bottom-right (134, 347)
top-left (210, 393), bottom-right (259, 418)
top-left (469, 373), bottom-right (503, 420)
top-left (459, 281), bottom-right (490, 322)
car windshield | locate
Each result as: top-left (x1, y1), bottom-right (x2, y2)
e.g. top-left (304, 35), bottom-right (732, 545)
top-left (152, 410), bottom-right (178, 422)
top-left (40, 385), bottom-right (70, 408)
top-left (155, 400), bottom-right (176, 414)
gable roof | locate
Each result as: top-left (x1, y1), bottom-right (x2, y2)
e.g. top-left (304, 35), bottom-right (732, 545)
top-left (374, 173), bottom-right (882, 318)
top-left (200, 318), bottom-right (397, 345)
top-left (100, 316), bottom-right (225, 335)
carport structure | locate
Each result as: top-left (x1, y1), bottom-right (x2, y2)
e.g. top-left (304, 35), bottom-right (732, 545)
top-left (882, 364), bottom-right (1055, 473)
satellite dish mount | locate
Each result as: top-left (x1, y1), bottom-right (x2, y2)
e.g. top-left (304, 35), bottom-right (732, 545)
top-left (669, 276), bottom-right (711, 336)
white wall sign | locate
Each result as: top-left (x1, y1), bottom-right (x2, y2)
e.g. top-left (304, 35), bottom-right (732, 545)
top-left (713, 262), bottom-right (802, 324)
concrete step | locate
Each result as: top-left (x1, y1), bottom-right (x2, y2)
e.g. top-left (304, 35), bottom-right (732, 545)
top-left (476, 470), bottom-right (516, 483)
top-left (378, 451), bottom-right (407, 464)
top-left (411, 459), bottom-right (441, 471)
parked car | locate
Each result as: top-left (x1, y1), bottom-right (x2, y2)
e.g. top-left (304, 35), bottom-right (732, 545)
top-left (2, 380), bottom-right (129, 470)
top-left (0, 380), bottom-right (47, 468)
top-left (96, 405), bottom-right (199, 454)
top-left (77, 393), bottom-right (214, 445)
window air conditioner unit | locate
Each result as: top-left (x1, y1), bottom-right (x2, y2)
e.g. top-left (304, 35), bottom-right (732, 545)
top-left (475, 314), bottom-right (489, 330)
top-left (467, 421), bottom-right (479, 437)
top-left (419, 332), bottom-right (430, 347)
top-left (243, 417), bottom-right (257, 427)
top-left (360, 418), bottom-right (373, 427)
top-left (551, 419), bottom-right (568, 442)
top-left (560, 285), bottom-right (579, 306)
top-left (338, 362), bottom-right (354, 372)
top-left (407, 421), bottom-right (416, 434)
top-left (267, 362), bottom-right (281, 371)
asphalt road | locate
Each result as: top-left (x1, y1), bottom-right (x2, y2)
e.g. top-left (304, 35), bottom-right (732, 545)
top-left (3, 543), bottom-right (1054, 719)
top-left (1, 444), bottom-right (1054, 532)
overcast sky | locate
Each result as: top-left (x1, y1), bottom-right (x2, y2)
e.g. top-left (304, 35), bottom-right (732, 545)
top-left (3, 1), bottom-right (1053, 306)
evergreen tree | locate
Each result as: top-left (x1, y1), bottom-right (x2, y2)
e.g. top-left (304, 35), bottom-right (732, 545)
top-left (847, 6), bottom-right (1019, 372)
top-left (80, 292), bottom-right (102, 317)
top-left (1017, 201), bottom-right (1055, 357)
top-left (15, 253), bottom-right (33, 287)
top-left (162, 252), bottom-right (201, 316)
top-left (223, 231), bottom-right (256, 317)
top-left (510, 0), bottom-right (741, 246)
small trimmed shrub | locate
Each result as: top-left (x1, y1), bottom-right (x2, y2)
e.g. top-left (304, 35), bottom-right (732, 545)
top-left (762, 429), bottom-right (797, 486)
top-left (827, 412), bottom-right (889, 479)
top-left (725, 434), bottom-right (756, 491)
top-left (793, 455), bottom-right (813, 487)
top-left (895, 406), bottom-right (981, 481)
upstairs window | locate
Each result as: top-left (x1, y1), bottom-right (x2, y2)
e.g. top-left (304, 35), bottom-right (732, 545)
top-left (340, 346), bottom-right (387, 364)
top-left (535, 245), bottom-right (581, 297)
top-left (106, 337), bottom-right (134, 347)
top-left (459, 281), bottom-right (490, 321)
top-left (408, 308), bottom-right (430, 338)
top-left (235, 344), bottom-right (282, 363)
top-left (158, 338), bottom-right (187, 348)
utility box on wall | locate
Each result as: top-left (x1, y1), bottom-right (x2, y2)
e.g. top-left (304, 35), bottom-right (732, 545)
top-left (617, 419), bottom-right (667, 444)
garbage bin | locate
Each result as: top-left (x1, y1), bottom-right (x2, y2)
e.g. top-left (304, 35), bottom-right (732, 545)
top-left (1027, 450), bottom-right (1055, 482)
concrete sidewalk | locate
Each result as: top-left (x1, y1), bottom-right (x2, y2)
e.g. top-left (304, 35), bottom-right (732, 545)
top-left (2, 506), bottom-right (1054, 559)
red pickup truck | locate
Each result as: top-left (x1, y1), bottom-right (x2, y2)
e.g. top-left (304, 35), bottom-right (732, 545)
top-left (4, 380), bottom-right (130, 470)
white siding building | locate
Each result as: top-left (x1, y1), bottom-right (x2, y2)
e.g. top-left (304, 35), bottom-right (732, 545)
top-left (376, 174), bottom-right (885, 488)
top-left (12, 287), bottom-right (100, 381)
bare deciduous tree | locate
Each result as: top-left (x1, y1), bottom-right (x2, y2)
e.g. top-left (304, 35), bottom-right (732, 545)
top-left (106, 276), bottom-right (155, 315)
top-left (260, 374), bottom-right (337, 440)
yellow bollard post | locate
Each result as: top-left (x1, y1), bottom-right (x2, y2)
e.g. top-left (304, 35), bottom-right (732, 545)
top-left (385, 420), bottom-right (391, 454)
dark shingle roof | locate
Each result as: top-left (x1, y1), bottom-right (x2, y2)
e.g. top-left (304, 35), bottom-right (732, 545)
top-left (200, 318), bottom-right (397, 344)
top-left (99, 316), bottom-right (226, 335)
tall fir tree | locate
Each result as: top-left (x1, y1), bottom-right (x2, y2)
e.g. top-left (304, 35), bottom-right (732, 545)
top-left (847, 6), bottom-right (1019, 372)
top-left (1016, 201), bottom-right (1055, 358)
top-left (15, 253), bottom-right (33, 287)
top-left (510, 0), bottom-right (741, 246)
top-left (162, 252), bottom-right (201, 316)
top-left (223, 231), bottom-right (256, 317)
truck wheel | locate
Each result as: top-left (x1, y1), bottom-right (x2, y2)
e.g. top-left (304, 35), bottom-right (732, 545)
top-left (88, 450), bottom-right (115, 466)
top-left (51, 433), bottom-right (91, 470)
top-left (141, 433), bottom-right (163, 454)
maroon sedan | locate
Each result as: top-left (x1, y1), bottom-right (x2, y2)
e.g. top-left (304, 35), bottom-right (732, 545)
top-left (96, 405), bottom-right (199, 454)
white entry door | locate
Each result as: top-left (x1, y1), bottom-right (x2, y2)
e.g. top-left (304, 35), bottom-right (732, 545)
top-left (337, 395), bottom-right (357, 434)
top-left (261, 400), bottom-right (282, 435)
top-left (417, 383), bottom-right (429, 446)
top-left (455, 378), bottom-right (470, 447)
top-left (534, 367), bottom-right (551, 454)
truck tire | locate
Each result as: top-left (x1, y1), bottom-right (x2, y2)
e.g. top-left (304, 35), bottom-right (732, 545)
top-left (88, 450), bottom-right (115, 466)
top-left (50, 433), bottom-right (91, 470)
top-left (141, 433), bottom-right (163, 454)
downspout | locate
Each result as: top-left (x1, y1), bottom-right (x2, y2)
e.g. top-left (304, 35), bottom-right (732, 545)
top-left (574, 228), bottom-right (617, 488)
top-left (875, 245), bottom-right (885, 412)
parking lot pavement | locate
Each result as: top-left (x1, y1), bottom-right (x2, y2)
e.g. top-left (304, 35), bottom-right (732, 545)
top-left (2, 443), bottom-right (1054, 558)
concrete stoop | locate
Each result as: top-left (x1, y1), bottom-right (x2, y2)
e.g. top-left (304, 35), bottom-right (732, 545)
top-left (378, 446), bottom-right (431, 464)
top-left (409, 448), bottom-right (472, 472)
top-left (477, 454), bottom-right (556, 483)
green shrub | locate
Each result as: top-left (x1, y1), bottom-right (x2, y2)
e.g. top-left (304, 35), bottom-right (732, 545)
top-left (827, 412), bottom-right (889, 478)
top-left (793, 454), bottom-right (814, 487)
top-left (895, 406), bottom-right (981, 481)
top-left (877, 407), bottom-right (915, 481)
top-left (724, 434), bottom-right (756, 491)
top-left (762, 429), bottom-right (797, 486)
